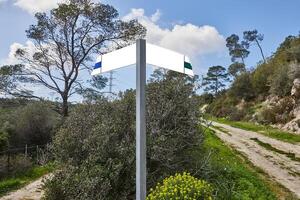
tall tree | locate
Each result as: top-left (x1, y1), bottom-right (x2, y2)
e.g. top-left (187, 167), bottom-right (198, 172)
top-left (243, 30), bottom-right (266, 62)
top-left (2, 0), bottom-right (145, 116)
top-left (226, 34), bottom-right (249, 64)
top-left (202, 66), bottom-right (229, 95)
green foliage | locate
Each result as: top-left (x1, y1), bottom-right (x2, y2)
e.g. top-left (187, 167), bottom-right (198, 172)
top-left (250, 138), bottom-right (300, 162)
top-left (257, 97), bottom-right (294, 124)
top-left (211, 117), bottom-right (300, 144)
top-left (251, 62), bottom-right (272, 97)
top-left (202, 66), bottom-right (229, 95)
top-left (147, 172), bottom-right (213, 200)
top-left (229, 72), bottom-right (255, 101)
top-left (0, 131), bottom-right (8, 152)
top-left (203, 129), bottom-right (276, 200)
top-left (269, 65), bottom-right (292, 96)
top-left (226, 34), bottom-right (249, 63)
top-left (206, 92), bottom-right (239, 118)
top-left (43, 71), bottom-right (202, 200)
top-left (0, 163), bottom-right (55, 197)
top-left (228, 62), bottom-right (246, 77)
top-left (0, 65), bottom-right (25, 97)
top-left (4, 1), bottom-right (146, 116)
top-left (211, 33), bottom-right (300, 122)
top-left (9, 102), bottom-right (61, 147)
top-left (243, 30), bottom-right (266, 62)
top-left (0, 155), bottom-right (32, 179)
top-left (198, 93), bottom-right (214, 106)
top-left (252, 34), bottom-right (300, 97)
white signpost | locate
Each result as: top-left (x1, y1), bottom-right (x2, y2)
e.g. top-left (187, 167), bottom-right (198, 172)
top-left (92, 39), bottom-right (194, 200)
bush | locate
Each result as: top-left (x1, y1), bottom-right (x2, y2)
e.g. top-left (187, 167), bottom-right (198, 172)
top-left (198, 93), bottom-right (214, 106)
top-left (229, 72), bottom-right (255, 101)
top-left (44, 71), bottom-right (203, 200)
top-left (206, 93), bottom-right (238, 118)
top-left (269, 65), bottom-right (292, 96)
top-left (9, 102), bottom-right (61, 147)
top-left (147, 172), bottom-right (213, 200)
top-left (258, 107), bottom-right (277, 124)
top-left (0, 154), bottom-right (33, 179)
top-left (0, 131), bottom-right (8, 152)
top-left (228, 107), bottom-right (246, 121)
top-left (258, 97), bottom-right (294, 124)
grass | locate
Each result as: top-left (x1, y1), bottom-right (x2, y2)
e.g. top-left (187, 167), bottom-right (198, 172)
top-left (202, 128), bottom-right (296, 199)
top-left (211, 117), bottom-right (300, 144)
top-left (211, 125), bottom-right (232, 136)
top-left (0, 163), bottom-right (55, 197)
top-left (250, 137), bottom-right (300, 162)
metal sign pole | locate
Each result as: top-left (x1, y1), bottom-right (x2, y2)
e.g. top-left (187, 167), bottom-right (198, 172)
top-left (136, 39), bottom-right (146, 200)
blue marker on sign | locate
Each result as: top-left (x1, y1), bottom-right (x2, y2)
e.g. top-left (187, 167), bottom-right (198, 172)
top-left (94, 62), bottom-right (102, 69)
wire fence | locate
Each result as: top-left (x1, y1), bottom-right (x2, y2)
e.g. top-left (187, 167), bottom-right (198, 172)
top-left (0, 144), bottom-right (51, 177)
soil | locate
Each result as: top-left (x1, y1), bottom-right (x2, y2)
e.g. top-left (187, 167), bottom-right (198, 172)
top-left (0, 175), bottom-right (51, 200)
top-left (211, 121), bottom-right (300, 199)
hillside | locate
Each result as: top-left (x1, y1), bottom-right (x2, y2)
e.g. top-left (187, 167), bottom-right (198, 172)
top-left (204, 34), bottom-right (300, 133)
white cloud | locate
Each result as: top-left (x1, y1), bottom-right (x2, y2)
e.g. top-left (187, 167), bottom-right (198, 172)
top-left (5, 40), bottom-right (36, 65)
top-left (123, 8), bottom-right (226, 59)
top-left (14, 0), bottom-right (64, 14)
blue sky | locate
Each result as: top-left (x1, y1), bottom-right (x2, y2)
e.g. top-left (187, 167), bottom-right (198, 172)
top-left (0, 0), bottom-right (300, 100)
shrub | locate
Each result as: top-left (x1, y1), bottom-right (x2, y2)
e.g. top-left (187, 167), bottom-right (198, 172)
top-left (206, 93), bottom-right (238, 118)
top-left (258, 97), bottom-right (294, 124)
top-left (0, 131), bottom-right (8, 152)
top-left (258, 107), bottom-right (277, 124)
top-left (147, 172), bottom-right (213, 200)
top-left (9, 102), bottom-right (61, 147)
top-left (229, 72), bottom-right (255, 101)
top-left (44, 71), bottom-right (203, 200)
top-left (228, 107), bottom-right (246, 121)
top-left (0, 154), bottom-right (33, 179)
top-left (269, 65), bottom-right (292, 96)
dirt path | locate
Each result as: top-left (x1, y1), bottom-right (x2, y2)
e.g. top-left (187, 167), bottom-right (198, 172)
top-left (210, 121), bottom-right (300, 199)
top-left (0, 175), bottom-right (51, 200)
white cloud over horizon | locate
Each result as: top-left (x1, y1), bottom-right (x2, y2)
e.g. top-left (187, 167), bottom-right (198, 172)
top-left (123, 8), bottom-right (226, 60)
top-left (5, 40), bottom-right (36, 65)
top-left (3, 8), bottom-right (227, 77)
top-left (13, 0), bottom-right (63, 14)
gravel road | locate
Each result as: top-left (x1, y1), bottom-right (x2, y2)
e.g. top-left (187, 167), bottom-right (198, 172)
top-left (210, 121), bottom-right (300, 199)
top-left (0, 175), bottom-right (51, 200)
top-left (2, 121), bottom-right (300, 199)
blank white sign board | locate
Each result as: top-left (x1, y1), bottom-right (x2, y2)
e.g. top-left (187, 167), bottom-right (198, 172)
top-left (92, 42), bottom-right (194, 76)
top-left (91, 40), bottom-right (194, 200)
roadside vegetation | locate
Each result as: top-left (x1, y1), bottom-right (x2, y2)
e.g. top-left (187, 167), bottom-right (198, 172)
top-left (0, 0), bottom-right (299, 199)
top-left (202, 129), bottom-right (278, 199)
top-left (201, 32), bottom-right (300, 134)
top-left (211, 117), bottom-right (300, 144)
top-left (0, 163), bottom-right (55, 197)
top-left (250, 138), bottom-right (300, 162)
top-left (204, 128), bottom-right (296, 199)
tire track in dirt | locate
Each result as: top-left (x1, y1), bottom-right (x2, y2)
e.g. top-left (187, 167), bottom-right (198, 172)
top-left (210, 121), bottom-right (300, 199)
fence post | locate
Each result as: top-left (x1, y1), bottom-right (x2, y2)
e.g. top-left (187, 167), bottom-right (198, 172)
top-left (36, 145), bottom-right (39, 164)
top-left (25, 144), bottom-right (28, 158)
top-left (7, 150), bottom-right (10, 173)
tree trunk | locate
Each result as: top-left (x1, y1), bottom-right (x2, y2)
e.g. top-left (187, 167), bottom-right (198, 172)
top-left (215, 79), bottom-right (218, 96)
top-left (255, 39), bottom-right (266, 63)
top-left (61, 95), bottom-right (69, 117)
